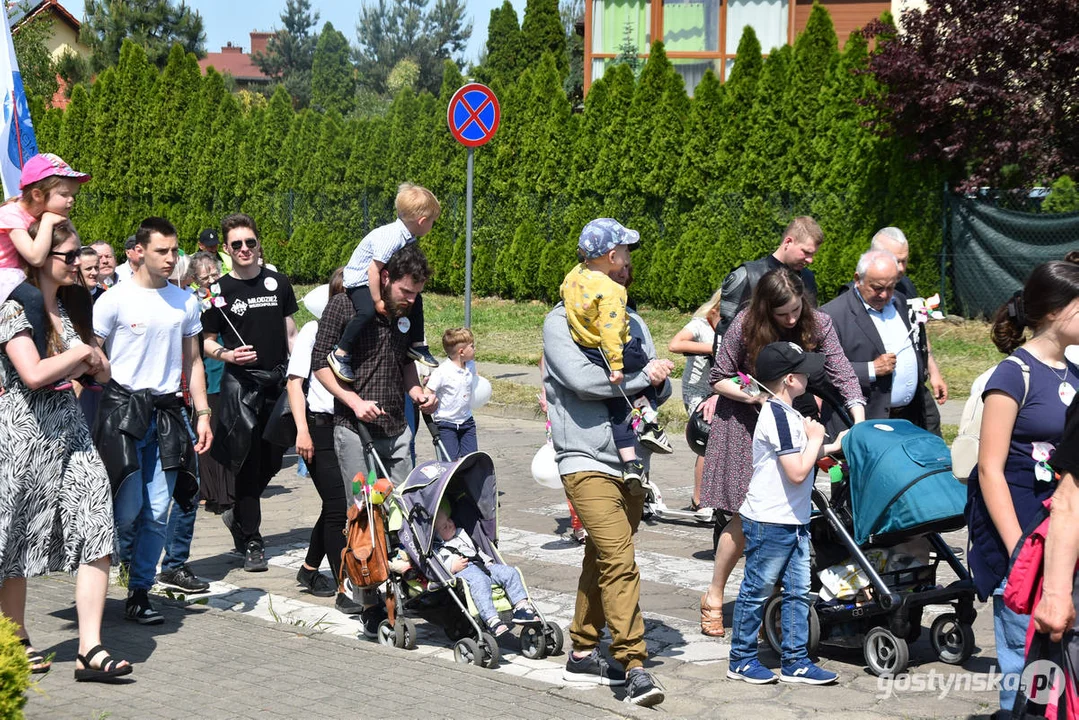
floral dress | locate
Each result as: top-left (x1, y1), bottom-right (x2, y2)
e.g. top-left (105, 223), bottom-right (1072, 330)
top-left (699, 308), bottom-right (864, 512)
top-left (0, 300), bottom-right (115, 580)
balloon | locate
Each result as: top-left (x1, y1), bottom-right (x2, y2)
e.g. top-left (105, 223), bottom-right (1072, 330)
top-left (471, 375), bottom-right (492, 409)
top-left (531, 442), bottom-right (562, 489)
top-left (302, 284), bottom-right (330, 320)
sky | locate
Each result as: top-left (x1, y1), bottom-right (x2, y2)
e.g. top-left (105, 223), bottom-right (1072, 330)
top-left (60, 0), bottom-right (528, 65)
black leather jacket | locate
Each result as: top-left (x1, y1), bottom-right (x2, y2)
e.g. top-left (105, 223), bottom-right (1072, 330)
top-left (93, 380), bottom-right (199, 510)
top-left (211, 365), bottom-right (285, 473)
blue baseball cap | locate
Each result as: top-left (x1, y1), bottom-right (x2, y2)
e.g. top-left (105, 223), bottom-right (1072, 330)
top-left (578, 218), bottom-right (640, 260)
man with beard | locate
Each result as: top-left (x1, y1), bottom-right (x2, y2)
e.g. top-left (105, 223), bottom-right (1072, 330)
top-left (312, 243), bottom-right (437, 633)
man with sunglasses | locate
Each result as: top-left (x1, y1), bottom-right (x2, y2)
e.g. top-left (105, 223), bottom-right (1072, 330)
top-left (92, 217), bottom-right (213, 624)
top-left (202, 214), bottom-right (298, 572)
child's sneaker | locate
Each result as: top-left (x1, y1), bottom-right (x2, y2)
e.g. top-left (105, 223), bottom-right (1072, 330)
top-left (624, 667), bottom-right (665, 707)
top-left (622, 460), bottom-right (645, 494)
top-left (327, 346), bottom-right (356, 383)
top-left (780, 658), bottom-right (838, 685)
top-left (562, 649), bottom-right (626, 686)
top-left (571, 526), bottom-right (588, 544)
top-left (638, 422), bottom-right (674, 454)
top-left (51, 379), bottom-right (73, 391)
top-left (407, 344), bottom-right (438, 368)
top-left (727, 658), bottom-right (778, 684)
top-left (487, 618), bottom-right (510, 637)
top-left (511, 606), bottom-right (540, 625)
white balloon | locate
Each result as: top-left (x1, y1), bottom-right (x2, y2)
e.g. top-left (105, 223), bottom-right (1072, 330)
top-left (531, 442), bottom-right (562, 489)
top-left (302, 284), bottom-right (330, 320)
top-left (471, 375), bottom-right (492, 409)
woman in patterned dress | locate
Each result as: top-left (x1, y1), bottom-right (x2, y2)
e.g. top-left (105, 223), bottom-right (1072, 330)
top-left (696, 268), bottom-right (865, 636)
top-left (0, 219), bottom-right (131, 681)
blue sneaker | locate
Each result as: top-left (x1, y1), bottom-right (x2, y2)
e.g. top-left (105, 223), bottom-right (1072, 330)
top-left (726, 658), bottom-right (777, 684)
top-left (780, 658), bottom-right (838, 685)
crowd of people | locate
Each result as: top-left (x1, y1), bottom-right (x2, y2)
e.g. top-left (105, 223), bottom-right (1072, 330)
top-left (0, 152), bottom-right (1076, 715)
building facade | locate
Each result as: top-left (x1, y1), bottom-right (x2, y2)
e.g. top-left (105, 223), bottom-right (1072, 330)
top-left (585, 0), bottom-right (920, 93)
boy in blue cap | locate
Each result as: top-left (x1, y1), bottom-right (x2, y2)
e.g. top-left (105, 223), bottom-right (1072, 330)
top-left (560, 219), bottom-right (672, 491)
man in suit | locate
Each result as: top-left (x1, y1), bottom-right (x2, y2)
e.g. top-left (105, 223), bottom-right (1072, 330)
top-left (870, 227), bottom-right (948, 434)
top-left (821, 249), bottom-right (929, 428)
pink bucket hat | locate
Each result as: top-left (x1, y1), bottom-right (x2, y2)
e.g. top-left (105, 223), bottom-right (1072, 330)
top-left (19, 153), bottom-right (90, 190)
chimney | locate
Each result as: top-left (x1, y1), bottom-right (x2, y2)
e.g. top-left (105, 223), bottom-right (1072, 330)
top-left (250, 31), bottom-right (272, 56)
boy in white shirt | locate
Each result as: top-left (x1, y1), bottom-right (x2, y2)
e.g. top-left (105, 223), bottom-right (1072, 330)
top-left (726, 342), bottom-right (845, 687)
top-left (425, 327), bottom-right (480, 460)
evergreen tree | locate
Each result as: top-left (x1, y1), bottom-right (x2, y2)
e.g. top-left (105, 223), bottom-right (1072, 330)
top-left (310, 22), bottom-right (356, 115)
top-left (673, 69), bottom-right (724, 205)
top-left (252, 0), bottom-right (319, 108)
top-left (147, 44), bottom-right (202, 202)
top-left (81, 0), bottom-right (206, 72)
top-left (1044, 176), bottom-right (1079, 214)
top-left (782, 3), bottom-right (839, 192)
top-left (621, 42), bottom-right (688, 199)
top-left (714, 26), bottom-right (762, 192)
top-left (476, 1), bottom-right (523, 87)
top-left (520, 0), bottom-right (567, 76)
top-left (615, 21), bottom-right (642, 76)
top-left (737, 44), bottom-right (792, 194)
top-left (588, 62), bottom-right (635, 199)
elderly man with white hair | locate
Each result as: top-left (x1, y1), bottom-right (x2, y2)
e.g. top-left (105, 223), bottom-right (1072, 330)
top-left (820, 249), bottom-right (930, 427)
top-left (870, 227), bottom-right (948, 434)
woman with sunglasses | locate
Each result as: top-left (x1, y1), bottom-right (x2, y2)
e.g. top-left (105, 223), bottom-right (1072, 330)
top-left (0, 218), bottom-right (131, 681)
top-left (965, 260), bottom-right (1079, 714)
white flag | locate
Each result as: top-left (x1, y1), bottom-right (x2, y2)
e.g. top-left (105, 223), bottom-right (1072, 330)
top-left (0, 14), bottom-right (38, 199)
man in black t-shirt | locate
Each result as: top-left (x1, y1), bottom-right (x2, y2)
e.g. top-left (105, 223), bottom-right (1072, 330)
top-left (202, 213), bottom-right (298, 572)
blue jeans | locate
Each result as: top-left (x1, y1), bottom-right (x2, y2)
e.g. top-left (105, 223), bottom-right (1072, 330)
top-left (457, 562), bottom-right (527, 625)
top-left (436, 417), bottom-right (477, 461)
top-left (113, 418), bottom-right (178, 591)
top-left (162, 416), bottom-right (199, 572)
top-left (730, 515), bottom-right (812, 667)
top-left (993, 578), bottom-right (1029, 712)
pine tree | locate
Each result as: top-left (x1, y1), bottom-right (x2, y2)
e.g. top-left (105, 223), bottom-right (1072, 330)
top-left (520, 0), bottom-right (568, 76)
top-left (81, 0), bottom-right (206, 72)
top-left (477, 1), bottom-right (523, 87)
top-left (782, 3), bottom-right (839, 192)
top-left (310, 22), bottom-right (355, 116)
top-left (252, 0), bottom-right (319, 108)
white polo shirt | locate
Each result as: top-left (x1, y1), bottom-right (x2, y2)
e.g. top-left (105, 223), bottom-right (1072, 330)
top-left (740, 399), bottom-right (812, 525)
top-left (427, 359), bottom-right (475, 425)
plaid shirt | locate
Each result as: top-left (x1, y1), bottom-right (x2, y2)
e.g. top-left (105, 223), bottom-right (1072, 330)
top-left (311, 293), bottom-right (412, 438)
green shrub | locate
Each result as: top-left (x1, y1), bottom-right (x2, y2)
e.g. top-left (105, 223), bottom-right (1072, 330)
top-left (0, 615), bottom-right (29, 719)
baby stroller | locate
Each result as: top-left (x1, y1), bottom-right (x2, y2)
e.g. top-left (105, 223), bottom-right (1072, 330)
top-left (375, 416), bottom-right (563, 669)
top-left (761, 413), bottom-right (978, 677)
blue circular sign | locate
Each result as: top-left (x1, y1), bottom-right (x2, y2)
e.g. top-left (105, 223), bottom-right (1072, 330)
top-left (447, 83), bottom-right (500, 148)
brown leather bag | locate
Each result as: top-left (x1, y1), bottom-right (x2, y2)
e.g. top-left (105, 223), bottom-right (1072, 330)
top-left (340, 500), bottom-right (389, 589)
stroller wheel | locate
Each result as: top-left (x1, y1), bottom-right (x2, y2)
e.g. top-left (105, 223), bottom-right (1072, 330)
top-left (453, 637), bottom-right (482, 665)
top-left (929, 613), bottom-right (975, 665)
top-left (544, 621), bottom-right (565, 656)
top-left (376, 619), bottom-right (396, 647)
top-left (519, 625), bottom-right (548, 659)
top-left (479, 632), bottom-right (501, 669)
top-left (763, 595), bottom-right (820, 657)
top-left (395, 617), bottom-right (418, 650)
top-left (864, 626), bottom-right (909, 676)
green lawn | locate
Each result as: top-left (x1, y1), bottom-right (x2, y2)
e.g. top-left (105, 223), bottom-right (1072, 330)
top-left (293, 289), bottom-right (999, 414)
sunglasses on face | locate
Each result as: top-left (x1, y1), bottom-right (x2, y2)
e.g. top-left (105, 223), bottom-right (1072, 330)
top-left (229, 237), bottom-right (258, 251)
top-left (49, 250), bottom-right (80, 265)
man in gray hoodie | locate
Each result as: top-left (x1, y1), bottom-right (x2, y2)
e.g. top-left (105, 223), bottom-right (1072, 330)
top-left (542, 258), bottom-right (673, 708)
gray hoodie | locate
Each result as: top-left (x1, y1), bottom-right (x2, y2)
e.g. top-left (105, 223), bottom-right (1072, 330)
top-left (542, 303), bottom-right (672, 477)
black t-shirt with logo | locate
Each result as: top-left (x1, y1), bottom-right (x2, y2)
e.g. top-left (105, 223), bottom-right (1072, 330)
top-left (201, 268), bottom-right (298, 372)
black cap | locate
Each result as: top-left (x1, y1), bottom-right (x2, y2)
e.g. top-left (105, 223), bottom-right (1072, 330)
top-left (199, 228), bottom-right (219, 247)
top-left (755, 342), bottom-right (825, 383)
top-left (123, 235), bottom-right (137, 251)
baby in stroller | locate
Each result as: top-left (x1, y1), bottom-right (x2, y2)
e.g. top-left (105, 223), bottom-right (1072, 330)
top-left (434, 507), bottom-right (541, 636)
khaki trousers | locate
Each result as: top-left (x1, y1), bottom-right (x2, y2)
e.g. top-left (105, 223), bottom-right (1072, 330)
top-left (562, 470), bottom-right (647, 672)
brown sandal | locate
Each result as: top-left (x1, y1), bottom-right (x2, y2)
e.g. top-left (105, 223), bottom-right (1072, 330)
top-left (700, 596), bottom-right (725, 637)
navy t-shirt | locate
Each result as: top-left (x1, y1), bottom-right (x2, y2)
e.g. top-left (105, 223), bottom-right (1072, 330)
top-left (966, 347), bottom-right (1079, 600)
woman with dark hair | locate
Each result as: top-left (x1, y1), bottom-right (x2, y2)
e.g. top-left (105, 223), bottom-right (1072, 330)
top-left (0, 218), bottom-right (131, 681)
top-left (286, 268), bottom-right (361, 613)
top-left (696, 268), bottom-right (865, 637)
top-left (965, 260), bottom-right (1079, 714)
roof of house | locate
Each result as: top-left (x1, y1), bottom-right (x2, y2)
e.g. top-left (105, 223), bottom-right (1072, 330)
top-left (198, 34), bottom-right (272, 83)
top-left (8, 0), bottom-right (80, 32)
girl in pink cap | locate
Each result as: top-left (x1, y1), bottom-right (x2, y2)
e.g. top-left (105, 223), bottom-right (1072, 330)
top-left (0, 153), bottom-right (91, 390)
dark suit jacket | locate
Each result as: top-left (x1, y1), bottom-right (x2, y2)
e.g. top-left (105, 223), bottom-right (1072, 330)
top-left (820, 289), bottom-right (927, 423)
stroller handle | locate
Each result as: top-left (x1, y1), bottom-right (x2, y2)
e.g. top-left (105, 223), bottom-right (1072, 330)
top-left (810, 383), bottom-right (855, 430)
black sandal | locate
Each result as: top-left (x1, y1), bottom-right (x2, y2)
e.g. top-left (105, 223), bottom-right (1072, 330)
top-left (20, 638), bottom-right (51, 674)
top-left (74, 645), bottom-right (133, 683)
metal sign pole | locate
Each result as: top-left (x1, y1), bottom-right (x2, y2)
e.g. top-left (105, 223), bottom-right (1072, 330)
top-left (465, 147), bottom-right (474, 328)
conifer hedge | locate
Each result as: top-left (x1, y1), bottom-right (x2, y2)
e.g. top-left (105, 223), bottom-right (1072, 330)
top-left (34, 5), bottom-right (944, 310)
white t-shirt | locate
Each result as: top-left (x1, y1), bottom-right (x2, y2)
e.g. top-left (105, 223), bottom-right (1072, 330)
top-left (93, 280), bottom-right (202, 394)
top-left (114, 262), bottom-right (134, 283)
top-left (680, 316), bottom-right (717, 411)
top-left (427, 358), bottom-right (475, 424)
top-left (740, 399), bottom-right (812, 525)
top-left (285, 320), bottom-right (335, 415)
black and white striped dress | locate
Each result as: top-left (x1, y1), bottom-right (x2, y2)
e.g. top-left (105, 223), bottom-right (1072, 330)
top-left (0, 300), bottom-right (115, 580)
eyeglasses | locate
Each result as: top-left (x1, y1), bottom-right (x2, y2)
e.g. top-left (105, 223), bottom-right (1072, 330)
top-left (229, 237), bottom-right (258, 251)
top-left (49, 250), bottom-right (79, 265)
top-left (197, 273), bottom-right (220, 285)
